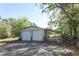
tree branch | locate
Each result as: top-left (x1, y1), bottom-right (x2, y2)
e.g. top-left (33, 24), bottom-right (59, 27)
top-left (55, 3), bottom-right (73, 21)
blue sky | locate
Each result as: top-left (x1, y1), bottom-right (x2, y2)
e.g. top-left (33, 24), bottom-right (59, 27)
top-left (0, 3), bottom-right (49, 28)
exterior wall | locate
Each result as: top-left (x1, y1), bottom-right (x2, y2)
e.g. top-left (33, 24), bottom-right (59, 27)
top-left (21, 27), bottom-right (45, 41)
top-left (43, 29), bottom-right (48, 41)
top-left (19, 30), bottom-right (22, 40)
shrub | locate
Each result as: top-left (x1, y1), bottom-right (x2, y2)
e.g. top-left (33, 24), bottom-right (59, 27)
top-left (60, 33), bottom-right (73, 45)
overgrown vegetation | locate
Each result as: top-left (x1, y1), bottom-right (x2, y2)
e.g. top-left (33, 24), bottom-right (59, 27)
top-left (0, 17), bottom-right (31, 39)
top-left (41, 3), bottom-right (79, 47)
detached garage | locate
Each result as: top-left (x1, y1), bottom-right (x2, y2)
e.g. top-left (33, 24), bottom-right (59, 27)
top-left (20, 26), bottom-right (47, 41)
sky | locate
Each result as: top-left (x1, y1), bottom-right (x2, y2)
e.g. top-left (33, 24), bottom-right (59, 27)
top-left (0, 3), bottom-right (50, 28)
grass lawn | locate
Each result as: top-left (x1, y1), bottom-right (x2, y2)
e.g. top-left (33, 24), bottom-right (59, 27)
top-left (0, 37), bottom-right (19, 45)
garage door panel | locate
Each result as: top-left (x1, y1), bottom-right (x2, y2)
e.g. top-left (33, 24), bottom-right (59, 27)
top-left (22, 31), bottom-right (31, 41)
top-left (33, 31), bottom-right (43, 41)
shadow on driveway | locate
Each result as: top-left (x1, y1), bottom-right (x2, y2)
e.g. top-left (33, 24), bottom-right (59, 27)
top-left (0, 40), bottom-right (74, 56)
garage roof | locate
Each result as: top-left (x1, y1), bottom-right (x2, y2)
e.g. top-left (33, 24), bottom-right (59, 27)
top-left (21, 26), bottom-right (60, 33)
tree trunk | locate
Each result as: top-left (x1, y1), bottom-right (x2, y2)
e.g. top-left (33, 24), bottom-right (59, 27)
top-left (73, 26), bottom-right (78, 45)
top-left (73, 27), bottom-right (77, 39)
top-left (69, 27), bottom-right (73, 36)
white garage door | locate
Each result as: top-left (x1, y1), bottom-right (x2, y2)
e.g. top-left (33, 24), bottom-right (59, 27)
top-left (22, 31), bottom-right (31, 41)
top-left (33, 31), bottom-right (43, 41)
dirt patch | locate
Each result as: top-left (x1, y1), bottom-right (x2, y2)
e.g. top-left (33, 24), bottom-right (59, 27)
top-left (0, 41), bottom-right (77, 56)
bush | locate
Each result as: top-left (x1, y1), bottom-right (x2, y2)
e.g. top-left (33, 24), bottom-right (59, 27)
top-left (60, 33), bottom-right (74, 45)
top-left (0, 33), bottom-right (7, 39)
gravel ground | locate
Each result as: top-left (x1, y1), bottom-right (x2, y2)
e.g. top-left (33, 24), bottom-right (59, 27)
top-left (0, 41), bottom-right (74, 56)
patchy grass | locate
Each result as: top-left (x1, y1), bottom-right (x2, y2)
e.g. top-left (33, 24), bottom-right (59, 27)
top-left (0, 37), bottom-right (19, 45)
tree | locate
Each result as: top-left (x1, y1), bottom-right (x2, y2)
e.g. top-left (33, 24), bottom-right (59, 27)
top-left (0, 19), bottom-right (11, 38)
top-left (8, 17), bottom-right (31, 37)
top-left (41, 3), bottom-right (79, 45)
top-left (31, 22), bottom-right (37, 27)
top-left (0, 17), bottom-right (31, 38)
